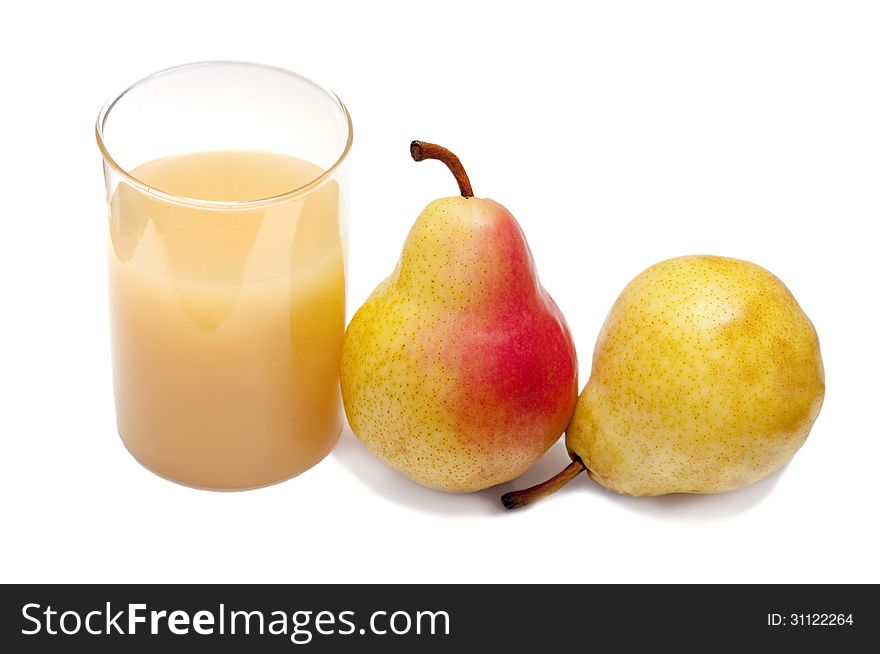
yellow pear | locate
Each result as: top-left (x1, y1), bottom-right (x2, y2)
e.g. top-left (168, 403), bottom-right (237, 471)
top-left (503, 255), bottom-right (824, 506)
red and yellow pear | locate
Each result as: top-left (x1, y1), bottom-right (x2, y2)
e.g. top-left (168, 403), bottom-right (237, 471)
top-left (340, 142), bottom-right (578, 492)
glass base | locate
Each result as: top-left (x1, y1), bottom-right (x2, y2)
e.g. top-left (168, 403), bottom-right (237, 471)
top-left (117, 425), bottom-right (342, 492)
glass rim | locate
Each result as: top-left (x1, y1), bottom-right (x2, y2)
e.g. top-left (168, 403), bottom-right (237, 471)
top-left (95, 60), bottom-right (353, 209)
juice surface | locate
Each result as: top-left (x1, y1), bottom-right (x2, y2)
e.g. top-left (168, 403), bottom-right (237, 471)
top-left (108, 151), bottom-right (346, 489)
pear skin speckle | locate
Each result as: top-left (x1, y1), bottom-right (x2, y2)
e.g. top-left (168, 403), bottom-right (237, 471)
top-left (566, 255), bottom-right (825, 496)
top-left (341, 197), bottom-right (578, 492)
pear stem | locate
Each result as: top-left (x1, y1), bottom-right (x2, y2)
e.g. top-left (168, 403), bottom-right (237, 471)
top-left (410, 141), bottom-right (474, 198)
top-left (501, 459), bottom-right (586, 510)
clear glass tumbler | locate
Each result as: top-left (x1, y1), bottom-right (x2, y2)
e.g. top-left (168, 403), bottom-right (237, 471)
top-left (96, 62), bottom-right (352, 490)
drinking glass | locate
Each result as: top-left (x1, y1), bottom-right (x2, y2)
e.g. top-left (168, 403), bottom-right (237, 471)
top-left (96, 62), bottom-right (352, 490)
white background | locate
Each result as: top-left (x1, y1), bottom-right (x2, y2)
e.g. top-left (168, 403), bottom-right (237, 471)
top-left (1, 0), bottom-right (878, 583)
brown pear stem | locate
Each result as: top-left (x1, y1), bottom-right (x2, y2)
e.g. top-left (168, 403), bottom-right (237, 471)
top-left (410, 141), bottom-right (474, 198)
top-left (501, 459), bottom-right (587, 509)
